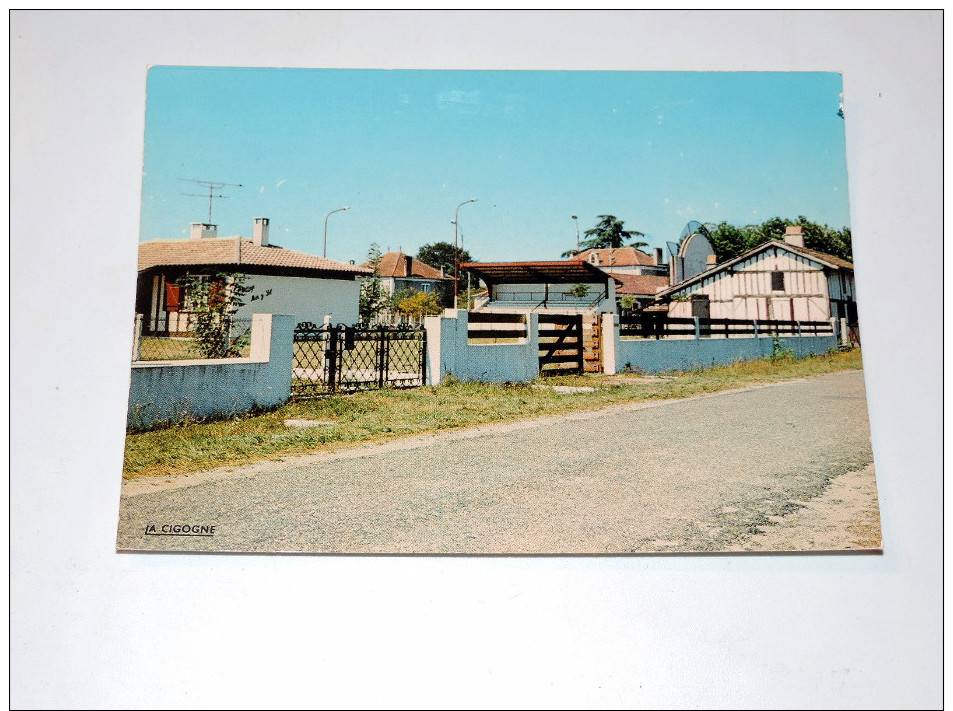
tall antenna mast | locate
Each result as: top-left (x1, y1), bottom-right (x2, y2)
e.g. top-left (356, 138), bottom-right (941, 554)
top-left (180, 178), bottom-right (242, 224)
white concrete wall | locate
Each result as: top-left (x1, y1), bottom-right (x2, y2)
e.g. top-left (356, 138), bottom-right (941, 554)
top-left (237, 274), bottom-right (360, 326)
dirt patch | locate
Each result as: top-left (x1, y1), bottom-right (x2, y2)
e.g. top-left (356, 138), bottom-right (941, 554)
top-left (741, 464), bottom-right (882, 552)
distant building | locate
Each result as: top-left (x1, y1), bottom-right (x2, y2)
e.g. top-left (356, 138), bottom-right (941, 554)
top-left (135, 218), bottom-right (371, 334)
top-left (367, 251), bottom-right (454, 306)
top-left (572, 246), bottom-right (668, 277)
top-left (668, 228), bottom-right (718, 284)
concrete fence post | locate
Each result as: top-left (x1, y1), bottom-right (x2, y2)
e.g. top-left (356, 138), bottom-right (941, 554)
top-left (423, 313), bottom-right (445, 385)
top-left (753, 319), bottom-right (760, 339)
top-left (839, 317), bottom-right (849, 346)
top-left (694, 316), bottom-right (701, 340)
top-left (132, 313), bottom-right (143, 361)
top-left (528, 312), bottom-right (540, 378)
top-left (601, 312), bottom-right (618, 375)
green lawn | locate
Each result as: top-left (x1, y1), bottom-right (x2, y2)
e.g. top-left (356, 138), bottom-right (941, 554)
top-left (124, 348), bottom-right (863, 480)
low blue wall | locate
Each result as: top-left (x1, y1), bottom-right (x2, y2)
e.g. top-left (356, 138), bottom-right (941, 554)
top-left (127, 314), bottom-right (296, 430)
top-left (614, 335), bottom-right (838, 374)
top-left (425, 310), bottom-right (540, 384)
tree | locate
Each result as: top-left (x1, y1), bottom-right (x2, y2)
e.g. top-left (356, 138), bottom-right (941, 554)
top-left (359, 242), bottom-right (389, 323)
top-left (578, 215), bottom-right (648, 251)
top-left (705, 216), bottom-right (853, 263)
top-left (178, 271), bottom-right (268, 358)
top-left (395, 289), bottom-right (443, 321)
top-left (416, 241), bottom-right (473, 280)
top-left (706, 221), bottom-right (759, 262)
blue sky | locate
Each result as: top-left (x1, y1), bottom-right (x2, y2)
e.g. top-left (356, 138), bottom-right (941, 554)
top-left (140, 68), bottom-right (850, 264)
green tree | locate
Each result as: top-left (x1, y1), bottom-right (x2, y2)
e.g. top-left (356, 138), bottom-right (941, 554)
top-left (706, 221), bottom-right (759, 262)
top-left (416, 241), bottom-right (473, 280)
top-left (395, 290), bottom-right (443, 320)
top-left (359, 242), bottom-right (388, 323)
top-left (578, 215), bottom-right (648, 250)
top-left (705, 217), bottom-right (853, 262)
top-left (178, 271), bottom-right (267, 358)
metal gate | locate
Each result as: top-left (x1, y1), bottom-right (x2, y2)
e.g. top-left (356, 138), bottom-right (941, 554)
top-left (538, 313), bottom-right (584, 376)
top-left (292, 322), bottom-right (426, 397)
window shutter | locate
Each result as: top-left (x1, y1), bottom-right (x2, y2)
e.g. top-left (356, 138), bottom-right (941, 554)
top-left (165, 282), bottom-right (181, 311)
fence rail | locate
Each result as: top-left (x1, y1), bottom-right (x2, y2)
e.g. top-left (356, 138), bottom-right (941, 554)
top-left (619, 314), bottom-right (834, 340)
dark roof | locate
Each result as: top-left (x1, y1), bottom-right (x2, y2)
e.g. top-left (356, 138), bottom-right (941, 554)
top-left (654, 240), bottom-right (853, 299)
top-left (371, 252), bottom-right (450, 280)
top-left (460, 261), bottom-right (620, 285)
top-left (138, 238), bottom-right (372, 278)
top-left (612, 273), bottom-right (671, 296)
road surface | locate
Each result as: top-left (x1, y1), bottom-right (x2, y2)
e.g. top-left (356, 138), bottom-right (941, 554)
top-left (117, 370), bottom-right (880, 554)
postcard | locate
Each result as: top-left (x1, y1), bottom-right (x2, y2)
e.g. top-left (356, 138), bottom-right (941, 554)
top-left (117, 67), bottom-right (880, 554)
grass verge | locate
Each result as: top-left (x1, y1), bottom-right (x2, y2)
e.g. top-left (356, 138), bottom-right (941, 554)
top-left (123, 348), bottom-right (863, 480)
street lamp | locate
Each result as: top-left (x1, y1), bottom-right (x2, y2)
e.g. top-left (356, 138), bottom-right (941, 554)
top-left (323, 206), bottom-right (350, 258)
top-left (572, 215), bottom-right (579, 253)
top-left (453, 198), bottom-right (477, 309)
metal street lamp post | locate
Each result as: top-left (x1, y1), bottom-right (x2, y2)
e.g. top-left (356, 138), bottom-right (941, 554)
top-left (323, 206), bottom-right (350, 258)
top-left (453, 198), bottom-right (477, 309)
top-left (572, 214), bottom-right (580, 253)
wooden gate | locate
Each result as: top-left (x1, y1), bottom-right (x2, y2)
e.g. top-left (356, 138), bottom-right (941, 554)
top-left (538, 313), bottom-right (584, 376)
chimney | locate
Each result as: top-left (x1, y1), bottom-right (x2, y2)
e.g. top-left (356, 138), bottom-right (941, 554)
top-left (190, 223), bottom-right (217, 240)
top-left (253, 217), bottom-right (270, 246)
top-left (654, 247), bottom-right (664, 266)
top-left (404, 253), bottom-right (413, 277)
top-left (706, 254), bottom-right (718, 267)
top-left (784, 225), bottom-right (805, 248)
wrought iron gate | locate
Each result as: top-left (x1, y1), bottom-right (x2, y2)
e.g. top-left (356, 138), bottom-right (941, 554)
top-left (537, 313), bottom-right (584, 376)
top-left (292, 322), bottom-right (426, 397)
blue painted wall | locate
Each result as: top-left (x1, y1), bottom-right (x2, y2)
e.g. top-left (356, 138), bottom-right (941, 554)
top-left (615, 335), bottom-right (838, 374)
top-left (425, 310), bottom-right (540, 384)
top-left (127, 314), bottom-right (296, 430)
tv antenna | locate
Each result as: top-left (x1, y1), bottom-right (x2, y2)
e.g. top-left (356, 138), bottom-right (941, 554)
top-left (180, 179), bottom-right (242, 224)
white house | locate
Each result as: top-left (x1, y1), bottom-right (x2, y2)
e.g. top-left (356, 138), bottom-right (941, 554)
top-left (135, 218), bottom-right (372, 334)
top-left (653, 226), bottom-right (857, 326)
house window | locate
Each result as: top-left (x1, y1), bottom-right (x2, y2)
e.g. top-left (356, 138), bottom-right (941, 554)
top-left (771, 270), bottom-right (785, 292)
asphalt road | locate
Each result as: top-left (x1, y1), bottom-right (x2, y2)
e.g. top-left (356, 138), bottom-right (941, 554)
top-left (117, 371), bottom-right (877, 554)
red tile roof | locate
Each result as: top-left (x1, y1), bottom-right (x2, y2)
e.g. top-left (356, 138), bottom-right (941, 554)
top-left (371, 252), bottom-right (450, 280)
top-left (138, 238), bottom-right (372, 277)
top-left (571, 247), bottom-right (657, 267)
top-left (612, 273), bottom-right (671, 296)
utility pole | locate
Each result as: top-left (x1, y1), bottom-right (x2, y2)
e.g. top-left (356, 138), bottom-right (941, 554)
top-left (453, 198), bottom-right (477, 310)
